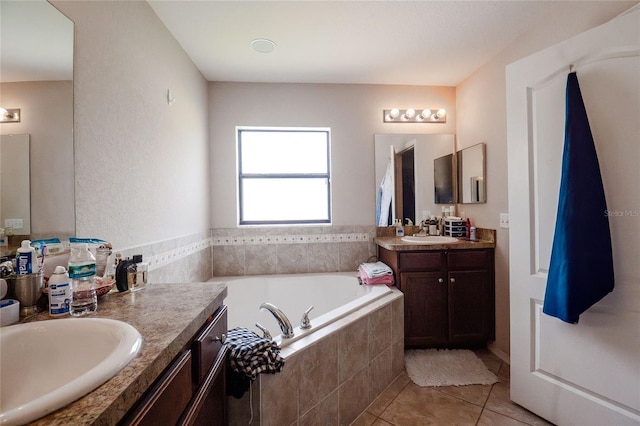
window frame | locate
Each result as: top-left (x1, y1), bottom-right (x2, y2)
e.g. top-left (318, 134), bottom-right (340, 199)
top-left (236, 127), bottom-right (332, 226)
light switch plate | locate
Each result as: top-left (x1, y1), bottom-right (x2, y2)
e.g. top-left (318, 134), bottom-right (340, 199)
top-left (499, 213), bottom-right (509, 229)
top-left (5, 218), bottom-right (23, 229)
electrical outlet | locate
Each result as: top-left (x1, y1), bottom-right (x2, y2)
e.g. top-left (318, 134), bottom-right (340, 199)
top-left (5, 218), bottom-right (23, 229)
top-left (499, 213), bottom-right (509, 229)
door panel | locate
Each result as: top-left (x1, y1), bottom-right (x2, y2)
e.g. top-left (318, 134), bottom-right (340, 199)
top-left (506, 6), bottom-right (640, 425)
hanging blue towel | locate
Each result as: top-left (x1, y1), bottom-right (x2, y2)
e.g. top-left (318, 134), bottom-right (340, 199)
top-left (543, 72), bottom-right (614, 324)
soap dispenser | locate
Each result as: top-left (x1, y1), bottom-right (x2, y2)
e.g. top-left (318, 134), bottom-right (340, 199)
top-left (395, 219), bottom-right (405, 237)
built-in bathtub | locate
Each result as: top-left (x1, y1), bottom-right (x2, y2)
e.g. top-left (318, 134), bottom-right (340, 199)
top-left (222, 272), bottom-right (392, 348)
top-left (212, 272), bottom-right (405, 425)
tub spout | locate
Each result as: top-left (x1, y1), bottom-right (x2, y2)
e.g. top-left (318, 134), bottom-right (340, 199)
top-left (259, 302), bottom-right (294, 339)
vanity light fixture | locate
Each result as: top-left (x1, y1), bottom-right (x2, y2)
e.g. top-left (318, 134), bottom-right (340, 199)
top-left (383, 107), bottom-right (446, 123)
top-left (0, 108), bottom-right (20, 123)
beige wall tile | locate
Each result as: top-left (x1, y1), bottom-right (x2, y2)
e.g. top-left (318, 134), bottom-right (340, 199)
top-left (299, 334), bottom-right (339, 414)
top-left (299, 389), bottom-right (340, 426)
top-left (338, 316), bottom-right (369, 384)
top-left (339, 367), bottom-right (371, 426)
top-left (276, 243), bottom-right (309, 274)
top-left (368, 305), bottom-right (392, 361)
top-left (308, 242), bottom-right (340, 273)
top-left (213, 245), bottom-right (245, 276)
top-left (245, 244), bottom-right (277, 275)
top-left (261, 354), bottom-right (300, 425)
top-left (368, 347), bottom-right (393, 401)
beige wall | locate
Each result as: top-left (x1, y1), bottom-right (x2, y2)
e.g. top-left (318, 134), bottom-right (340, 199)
top-left (0, 81), bottom-right (74, 238)
top-left (53, 0), bottom-right (209, 249)
top-left (455, 1), bottom-right (637, 357)
top-left (209, 82), bottom-right (456, 227)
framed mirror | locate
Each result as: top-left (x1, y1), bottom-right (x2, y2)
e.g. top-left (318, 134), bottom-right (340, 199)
top-left (457, 142), bottom-right (486, 203)
top-left (374, 134), bottom-right (455, 226)
top-left (0, 0), bottom-right (74, 240)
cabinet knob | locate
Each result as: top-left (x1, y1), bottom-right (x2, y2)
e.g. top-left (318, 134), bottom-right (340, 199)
top-left (438, 278), bottom-right (444, 283)
top-left (210, 333), bottom-right (226, 344)
top-left (450, 278), bottom-right (456, 283)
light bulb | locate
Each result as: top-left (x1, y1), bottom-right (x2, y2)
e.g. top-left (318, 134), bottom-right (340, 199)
top-left (436, 108), bottom-right (446, 118)
top-left (405, 108), bottom-right (416, 119)
top-left (420, 109), bottom-right (431, 120)
top-left (389, 108), bottom-right (400, 119)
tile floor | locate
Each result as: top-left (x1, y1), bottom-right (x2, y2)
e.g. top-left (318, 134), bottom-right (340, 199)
top-left (351, 349), bottom-right (553, 426)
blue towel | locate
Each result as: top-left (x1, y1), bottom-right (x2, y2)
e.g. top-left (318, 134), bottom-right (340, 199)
top-left (543, 72), bottom-right (614, 324)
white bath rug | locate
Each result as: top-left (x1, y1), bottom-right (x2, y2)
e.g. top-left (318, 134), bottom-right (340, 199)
top-left (405, 349), bottom-right (498, 387)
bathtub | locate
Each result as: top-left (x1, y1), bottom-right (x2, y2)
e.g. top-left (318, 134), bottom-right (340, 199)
top-left (219, 271), bottom-right (392, 349)
top-left (212, 271), bottom-right (404, 425)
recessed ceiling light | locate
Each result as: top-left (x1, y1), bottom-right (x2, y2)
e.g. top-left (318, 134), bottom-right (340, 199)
top-left (251, 38), bottom-right (276, 54)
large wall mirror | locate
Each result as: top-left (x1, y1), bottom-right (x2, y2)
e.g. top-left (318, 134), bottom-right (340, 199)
top-left (457, 142), bottom-right (486, 203)
top-left (0, 0), bottom-right (74, 240)
top-left (374, 134), bottom-right (455, 226)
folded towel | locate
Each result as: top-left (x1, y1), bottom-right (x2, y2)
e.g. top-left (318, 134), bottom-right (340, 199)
top-left (224, 327), bottom-right (285, 381)
top-left (359, 273), bottom-right (395, 286)
top-left (358, 261), bottom-right (393, 278)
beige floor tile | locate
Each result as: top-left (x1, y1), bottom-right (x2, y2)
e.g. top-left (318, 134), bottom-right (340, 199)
top-left (478, 408), bottom-right (532, 425)
top-left (372, 418), bottom-right (394, 426)
top-left (366, 372), bottom-right (410, 416)
top-left (484, 380), bottom-right (552, 425)
top-left (433, 383), bottom-right (492, 407)
top-left (350, 411), bottom-right (378, 426)
top-left (379, 382), bottom-right (482, 425)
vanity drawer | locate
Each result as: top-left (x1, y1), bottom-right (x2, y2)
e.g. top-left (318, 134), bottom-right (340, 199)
top-left (193, 305), bottom-right (227, 384)
top-left (398, 252), bottom-right (443, 271)
top-left (447, 250), bottom-right (491, 270)
top-left (125, 350), bottom-right (193, 426)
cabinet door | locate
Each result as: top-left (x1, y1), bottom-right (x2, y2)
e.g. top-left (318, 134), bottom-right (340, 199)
top-left (401, 272), bottom-right (448, 347)
top-left (448, 270), bottom-right (489, 345)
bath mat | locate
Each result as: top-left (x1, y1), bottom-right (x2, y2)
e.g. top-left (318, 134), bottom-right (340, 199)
top-left (405, 349), bottom-right (498, 387)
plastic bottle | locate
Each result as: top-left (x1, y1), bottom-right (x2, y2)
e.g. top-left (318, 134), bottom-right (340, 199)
top-left (68, 243), bottom-right (97, 316)
top-left (48, 265), bottom-right (72, 316)
top-left (470, 226), bottom-right (477, 241)
top-left (395, 219), bottom-right (405, 237)
top-left (429, 216), bottom-right (437, 235)
top-left (17, 240), bottom-right (37, 274)
top-left (0, 228), bottom-right (7, 249)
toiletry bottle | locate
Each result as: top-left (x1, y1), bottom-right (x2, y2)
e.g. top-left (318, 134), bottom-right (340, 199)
top-left (395, 219), bottom-right (405, 237)
top-left (48, 265), bottom-right (71, 316)
top-left (68, 243), bottom-right (97, 316)
top-left (17, 240), bottom-right (36, 274)
top-left (470, 226), bottom-right (477, 241)
top-left (466, 218), bottom-right (471, 239)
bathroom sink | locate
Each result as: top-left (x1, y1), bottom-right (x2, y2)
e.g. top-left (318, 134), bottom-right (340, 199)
top-left (401, 235), bottom-right (459, 244)
top-left (0, 318), bottom-right (142, 425)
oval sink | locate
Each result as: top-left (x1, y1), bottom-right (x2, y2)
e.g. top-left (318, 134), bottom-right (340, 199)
top-left (0, 318), bottom-right (142, 425)
top-left (401, 235), bottom-right (458, 244)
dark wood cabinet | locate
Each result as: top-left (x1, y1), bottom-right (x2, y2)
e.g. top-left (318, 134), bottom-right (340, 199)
top-left (379, 247), bottom-right (495, 348)
top-left (122, 305), bottom-right (228, 426)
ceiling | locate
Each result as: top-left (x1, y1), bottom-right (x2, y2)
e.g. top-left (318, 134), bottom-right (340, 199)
top-left (148, 0), bottom-right (636, 87)
top-left (1, 1), bottom-right (635, 86)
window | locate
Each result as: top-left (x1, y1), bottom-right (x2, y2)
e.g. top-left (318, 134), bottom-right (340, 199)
top-left (237, 127), bottom-right (331, 225)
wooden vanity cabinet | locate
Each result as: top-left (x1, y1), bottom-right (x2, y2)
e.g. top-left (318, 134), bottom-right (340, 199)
top-left (379, 247), bottom-right (495, 348)
top-left (122, 305), bottom-right (228, 426)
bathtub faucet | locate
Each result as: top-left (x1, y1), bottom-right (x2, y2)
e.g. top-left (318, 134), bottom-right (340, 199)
top-left (259, 302), bottom-right (294, 339)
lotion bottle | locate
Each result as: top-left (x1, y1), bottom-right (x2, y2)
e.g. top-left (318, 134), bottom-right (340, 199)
top-left (48, 265), bottom-right (71, 316)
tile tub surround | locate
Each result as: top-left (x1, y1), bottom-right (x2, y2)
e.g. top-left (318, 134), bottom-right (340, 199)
top-left (23, 282), bottom-right (227, 425)
top-left (228, 288), bottom-right (404, 426)
top-left (212, 226), bottom-right (378, 276)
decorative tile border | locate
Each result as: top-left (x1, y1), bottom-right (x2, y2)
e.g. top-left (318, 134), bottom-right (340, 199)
top-left (146, 238), bottom-right (213, 271)
top-left (141, 232), bottom-right (371, 272)
top-left (211, 233), bottom-right (370, 246)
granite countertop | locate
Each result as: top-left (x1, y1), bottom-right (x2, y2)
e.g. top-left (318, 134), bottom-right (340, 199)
top-left (375, 227), bottom-right (496, 251)
top-left (25, 282), bottom-right (227, 426)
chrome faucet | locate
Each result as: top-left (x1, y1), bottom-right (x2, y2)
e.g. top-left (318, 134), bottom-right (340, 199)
top-left (259, 302), bottom-right (294, 339)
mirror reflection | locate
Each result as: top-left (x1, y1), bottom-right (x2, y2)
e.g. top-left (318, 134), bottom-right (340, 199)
top-left (457, 142), bottom-right (486, 203)
top-left (0, 0), bottom-right (74, 240)
top-left (374, 134), bottom-right (455, 226)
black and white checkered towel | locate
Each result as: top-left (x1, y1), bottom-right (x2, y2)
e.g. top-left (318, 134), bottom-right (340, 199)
top-left (224, 327), bottom-right (285, 380)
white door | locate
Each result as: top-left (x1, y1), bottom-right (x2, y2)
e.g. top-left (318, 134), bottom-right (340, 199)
top-left (506, 6), bottom-right (640, 425)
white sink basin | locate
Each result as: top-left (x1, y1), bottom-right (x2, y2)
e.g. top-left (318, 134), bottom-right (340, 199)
top-left (0, 318), bottom-right (142, 425)
top-left (401, 235), bottom-right (458, 244)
